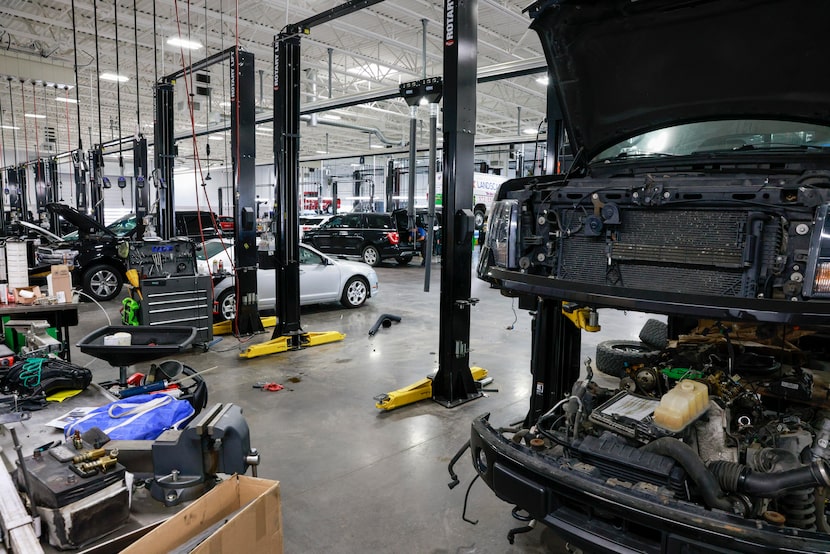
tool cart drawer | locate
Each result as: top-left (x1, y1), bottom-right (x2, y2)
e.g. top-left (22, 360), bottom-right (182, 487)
top-left (140, 275), bottom-right (213, 345)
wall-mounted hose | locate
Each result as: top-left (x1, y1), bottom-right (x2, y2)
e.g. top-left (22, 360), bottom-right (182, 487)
top-left (641, 438), bottom-right (736, 512)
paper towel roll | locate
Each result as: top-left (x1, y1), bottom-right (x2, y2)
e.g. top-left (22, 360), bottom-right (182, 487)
top-left (103, 332), bottom-right (132, 346)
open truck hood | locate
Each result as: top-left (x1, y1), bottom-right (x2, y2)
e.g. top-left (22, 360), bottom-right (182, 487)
top-left (529, 0), bottom-right (830, 161)
top-left (45, 203), bottom-right (115, 238)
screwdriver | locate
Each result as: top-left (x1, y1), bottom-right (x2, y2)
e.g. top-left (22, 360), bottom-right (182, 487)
top-left (119, 365), bottom-right (218, 398)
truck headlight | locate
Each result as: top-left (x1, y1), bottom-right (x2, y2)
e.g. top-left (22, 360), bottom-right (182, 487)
top-left (803, 204), bottom-right (830, 297)
top-left (486, 199), bottom-right (520, 269)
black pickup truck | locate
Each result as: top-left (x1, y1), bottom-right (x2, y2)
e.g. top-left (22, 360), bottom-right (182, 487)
top-left (473, 1), bottom-right (830, 552)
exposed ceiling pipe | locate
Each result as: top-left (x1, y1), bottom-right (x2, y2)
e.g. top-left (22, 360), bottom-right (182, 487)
top-left (421, 19), bottom-right (427, 79)
top-left (300, 114), bottom-right (404, 146)
top-left (327, 48), bottom-right (333, 100)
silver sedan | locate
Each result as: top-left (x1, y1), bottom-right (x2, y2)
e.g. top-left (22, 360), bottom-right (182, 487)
top-left (197, 240), bottom-right (379, 321)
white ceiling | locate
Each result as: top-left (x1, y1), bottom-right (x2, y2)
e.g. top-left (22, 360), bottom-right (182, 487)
top-left (0, 0), bottom-right (548, 170)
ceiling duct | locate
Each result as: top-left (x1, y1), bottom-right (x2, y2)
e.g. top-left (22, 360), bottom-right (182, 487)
top-left (0, 53), bottom-right (75, 89)
top-left (300, 114), bottom-right (404, 147)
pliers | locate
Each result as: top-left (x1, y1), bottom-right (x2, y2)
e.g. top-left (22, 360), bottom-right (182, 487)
top-left (253, 382), bottom-right (284, 392)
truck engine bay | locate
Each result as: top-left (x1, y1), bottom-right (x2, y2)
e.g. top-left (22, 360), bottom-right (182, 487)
top-left (472, 172), bottom-right (830, 552)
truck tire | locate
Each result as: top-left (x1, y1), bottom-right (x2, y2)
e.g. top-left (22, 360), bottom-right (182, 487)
top-left (595, 340), bottom-right (661, 378)
top-left (639, 318), bottom-right (669, 349)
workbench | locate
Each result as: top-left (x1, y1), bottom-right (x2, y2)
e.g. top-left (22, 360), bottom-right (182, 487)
top-left (0, 385), bottom-right (179, 553)
top-left (0, 303), bottom-right (79, 362)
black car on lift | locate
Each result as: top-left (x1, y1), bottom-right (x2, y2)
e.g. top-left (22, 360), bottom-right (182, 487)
top-left (36, 204), bottom-right (221, 302)
top-left (302, 209), bottom-right (415, 266)
top-left (472, 1), bottom-right (830, 553)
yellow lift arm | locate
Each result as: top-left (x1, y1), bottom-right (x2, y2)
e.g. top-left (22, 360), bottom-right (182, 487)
top-left (561, 302), bottom-right (601, 332)
top-left (375, 366), bottom-right (489, 411)
top-left (239, 331), bottom-right (345, 358)
top-left (213, 316), bottom-right (278, 336)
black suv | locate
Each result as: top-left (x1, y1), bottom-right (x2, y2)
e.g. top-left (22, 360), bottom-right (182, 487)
top-left (302, 209), bottom-right (415, 266)
top-left (472, 2), bottom-right (830, 553)
top-left (36, 205), bottom-right (220, 301)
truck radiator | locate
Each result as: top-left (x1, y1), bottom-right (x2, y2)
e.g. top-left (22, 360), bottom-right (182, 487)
top-left (556, 208), bottom-right (781, 298)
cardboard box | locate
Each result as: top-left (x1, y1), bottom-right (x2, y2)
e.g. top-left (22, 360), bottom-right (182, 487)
top-left (49, 264), bottom-right (73, 303)
top-left (13, 285), bottom-right (42, 305)
top-left (121, 475), bottom-right (282, 554)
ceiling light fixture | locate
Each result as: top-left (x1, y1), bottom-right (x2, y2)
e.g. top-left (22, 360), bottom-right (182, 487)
top-left (167, 37), bottom-right (203, 50)
top-left (346, 63), bottom-right (397, 79)
top-left (208, 135), bottom-right (224, 141)
top-left (100, 72), bottom-right (129, 83)
top-left (55, 97), bottom-right (78, 104)
top-left (535, 75), bottom-right (550, 86)
top-left (522, 127), bottom-right (539, 135)
top-left (1, 125), bottom-right (20, 130)
top-left (315, 150), bottom-right (328, 154)
top-left (24, 113), bottom-right (46, 119)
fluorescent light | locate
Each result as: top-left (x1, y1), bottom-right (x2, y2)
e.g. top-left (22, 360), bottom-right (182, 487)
top-left (346, 63), bottom-right (397, 79)
top-left (370, 144), bottom-right (384, 149)
top-left (522, 127), bottom-right (538, 135)
top-left (55, 97), bottom-right (78, 104)
top-left (535, 75), bottom-right (550, 86)
top-left (24, 113), bottom-right (46, 119)
top-left (315, 150), bottom-right (328, 154)
top-left (319, 114), bottom-right (341, 121)
top-left (219, 101), bottom-right (231, 108)
top-left (167, 37), bottom-right (203, 50)
top-left (208, 135), bottom-right (224, 141)
top-left (100, 72), bottom-right (129, 83)
top-left (1, 125), bottom-right (19, 130)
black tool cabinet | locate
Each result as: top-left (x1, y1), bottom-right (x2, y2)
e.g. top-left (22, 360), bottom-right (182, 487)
top-left (140, 275), bottom-right (213, 347)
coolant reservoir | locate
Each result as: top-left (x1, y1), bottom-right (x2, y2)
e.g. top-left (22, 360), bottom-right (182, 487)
top-left (653, 380), bottom-right (709, 432)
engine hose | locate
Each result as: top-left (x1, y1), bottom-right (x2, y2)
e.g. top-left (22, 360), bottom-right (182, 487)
top-left (447, 440), bottom-right (470, 490)
top-left (641, 438), bottom-right (735, 512)
top-left (708, 459), bottom-right (830, 498)
top-left (368, 314), bottom-right (402, 336)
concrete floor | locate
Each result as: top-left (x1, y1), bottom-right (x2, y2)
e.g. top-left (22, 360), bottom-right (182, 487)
top-left (60, 254), bottom-right (653, 553)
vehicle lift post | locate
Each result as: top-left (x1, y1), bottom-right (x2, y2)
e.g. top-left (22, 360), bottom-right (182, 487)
top-left (228, 49), bottom-right (264, 336)
top-left (526, 298), bottom-right (583, 427)
top-left (156, 47), bottom-right (263, 335)
top-left (239, 22), bottom-right (347, 358)
top-left (88, 146), bottom-right (106, 226)
top-left (375, 0), bottom-right (487, 410)
top-left (431, 0), bottom-right (484, 408)
top-left (6, 166), bottom-right (27, 226)
top-left (153, 80), bottom-right (175, 239)
top-left (45, 158), bottom-right (61, 234)
top-left (33, 160), bottom-right (44, 222)
top-left (133, 136), bottom-right (149, 240)
top-left (240, 1), bottom-right (391, 358)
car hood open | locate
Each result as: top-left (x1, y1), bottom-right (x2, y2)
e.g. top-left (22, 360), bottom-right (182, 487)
top-left (46, 203), bottom-right (115, 237)
top-left (529, 0), bottom-right (830, 161)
